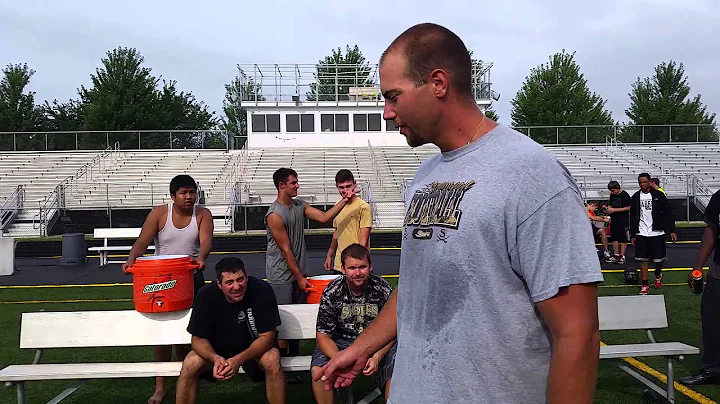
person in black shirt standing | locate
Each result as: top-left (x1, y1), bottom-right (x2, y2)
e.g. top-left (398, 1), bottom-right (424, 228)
top-left (680, 189), bottom-right (720, 385)
top-left (605, 181), bottom-right (632, 264)
top-left (176, 257), bottom-right (285, 404)
top-left (630, 173), bottom-right (677, 295)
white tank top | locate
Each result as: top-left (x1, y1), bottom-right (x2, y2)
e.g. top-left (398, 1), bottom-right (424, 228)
top-left (154, 202), bottom-right (200, 257)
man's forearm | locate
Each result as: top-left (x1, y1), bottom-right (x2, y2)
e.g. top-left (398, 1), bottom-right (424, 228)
top-left (317, 333), bottom-right (340, 359)
top-left (351, 289), bottom-right (398, 358)
top-left (232, 334), bottom-right (277, 365)
top-left (373, 339), bottom-right (396, 361)
top-left (546, 332), bottom-right (600, 404)
top-left (192, 336), bottom-right (221, 362)
top-left (320, 200), bottom-right (347, 223)
top-left (695, 227), bottom-right (717, 269)
top-left (280, 246), bottom-right (304, 279)
top-left (198, 241), bottom-right (211, 262)
top-left (326, 237), bottom-right (338, 260)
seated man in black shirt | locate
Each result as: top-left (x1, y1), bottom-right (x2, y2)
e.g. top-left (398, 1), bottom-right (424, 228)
top-left (310, 244), bottom-right (396, 403)
top-left (176, 257), bottom-right (286, 404)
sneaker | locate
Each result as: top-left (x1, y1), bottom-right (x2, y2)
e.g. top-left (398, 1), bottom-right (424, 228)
top-left (639, 285), bottom-right (650, 295)
top-left (654, 276), bottom-right (663, 289)
top-left (605, 255), bottom-right (618, 263)
top-left (603, 250), bottom-right (612, 259)
top-left (618, 256), bottom-right (626, 264)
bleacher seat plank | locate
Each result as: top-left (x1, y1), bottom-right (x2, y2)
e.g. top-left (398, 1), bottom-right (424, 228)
top-left (599, 342), bottom-right (698, 359)
top-left (0, 357), bottom-right (312, 382)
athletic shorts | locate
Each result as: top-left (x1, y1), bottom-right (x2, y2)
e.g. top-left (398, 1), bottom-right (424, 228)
top-left (610, 224), bottom-right (630, 243)
top-left (311, 338), bottom-right (397, 390)
top-left (193, 270), bottom-right (206, 300)
top-left (634, 235), bottom-right (667, 263)
top-left (199, 344), bottom-right (281, 383)
top-left (200, 356), bottom-right (266, 383)
top-left (270, 281), bottom-right (307, 305)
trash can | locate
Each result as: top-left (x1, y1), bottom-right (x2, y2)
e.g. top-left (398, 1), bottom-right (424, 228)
top-left (0, 237), bottom-right (14, 276)
top-left (61, 233), bottom-right (86, 266)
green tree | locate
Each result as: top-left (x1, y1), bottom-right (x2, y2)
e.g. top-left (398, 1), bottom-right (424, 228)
top-left (156, 80), bottom-right (218, 148)
top-left (78, 47), bottom-right (216, 149)
top-left (625, 60), bottom-right (717, 142)
top-left (41, 99), bottom-right (85, 150)
top-left (0, 63), bottom-right (44, 150)
top-left (220, 76), bottom-right (264, 149)
top-left (484, 105), bottom-right (499, 121)
top-left (307, 45), bottom-right (374, 102)
top-left (510, 50), bottom-right (613, 144)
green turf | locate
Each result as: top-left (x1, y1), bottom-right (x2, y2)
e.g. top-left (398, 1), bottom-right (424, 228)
top-left (1, 273), bottom-right (719, 403)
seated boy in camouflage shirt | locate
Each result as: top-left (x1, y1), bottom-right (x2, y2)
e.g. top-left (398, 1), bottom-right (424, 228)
top-left (310, 244), bottom-right (396, 403)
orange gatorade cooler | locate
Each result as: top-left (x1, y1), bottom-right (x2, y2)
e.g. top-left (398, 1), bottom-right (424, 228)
top-left (126, 255), bottom-right (199, 313)
top-left (306, 274), bottom-right (341, 304)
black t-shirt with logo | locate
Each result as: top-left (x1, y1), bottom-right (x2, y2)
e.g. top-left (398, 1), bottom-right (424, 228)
top-left (704, 190), bottom-right (720, 266)
top-left (187, 276), bottom-right (281, 358)
top-left (316, 273), bottom-right (394, 341)
top-left (610, 190), bottom-right (632, 227)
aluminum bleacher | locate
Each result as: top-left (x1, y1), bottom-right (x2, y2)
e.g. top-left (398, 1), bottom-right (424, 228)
top-left (1, 141), bottom-right (718, 236)
top-left (0, 152), bottom-right (98, 235)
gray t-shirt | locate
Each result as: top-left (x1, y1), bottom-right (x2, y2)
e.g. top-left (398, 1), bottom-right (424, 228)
top-left (265, 199), bottom-right (308, 285)
top-left (388, 124), bottom-right (604, 404)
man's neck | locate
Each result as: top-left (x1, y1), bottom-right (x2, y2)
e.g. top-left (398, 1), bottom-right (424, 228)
top-left (172, 204), bottom-right (192, 216)
top-left (435, 103), bottom-right (497, 153)
top-left (348, 282), bottom-right (367, 297)
top-left (276, 193), bottom-right (293, 206)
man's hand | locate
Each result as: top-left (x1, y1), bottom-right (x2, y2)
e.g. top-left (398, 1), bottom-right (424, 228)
top-left (631, 237), bottom-right (636, 246)
top-left (121, 259), bottom-right (135, 274)
top-left (216, 356), bottom-right (241, 381)
top-left (324, 256), bottom-right (333, 271)
top-left (194, 258), bottom-right (206, 271)
top-left (212, 356), bottom-right (227, 380)
top-left (606, 207), bottom-right (615, 214)
top-left (362, 355), bottom-right (379, 376)
top-left (670, 233), bottom-right (678, 243)
top-left (341, 184), bottom-right (358, 202)
top-left (296, 276), bottom-right (309, 291)
top-left (317, 345), bottom-right (369, 390)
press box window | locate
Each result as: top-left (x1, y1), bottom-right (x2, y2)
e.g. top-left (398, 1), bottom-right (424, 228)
top-left (386, 119), bottom-right (399, 131)
top-left (354, 113), bottom-right (382, 131)
top-left (320, 114), bottom-right (349, 132)
top-left (286, 114), bottom-right (315, 132)
top-left (251, 114), bottom-right (280, 132)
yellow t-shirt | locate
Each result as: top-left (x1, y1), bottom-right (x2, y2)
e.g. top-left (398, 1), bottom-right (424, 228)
top-left (333, 197), bottom-right (373, 270)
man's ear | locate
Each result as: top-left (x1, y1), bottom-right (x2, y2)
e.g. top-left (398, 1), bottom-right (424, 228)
top-left (429, 68), bottom-right (450, 98)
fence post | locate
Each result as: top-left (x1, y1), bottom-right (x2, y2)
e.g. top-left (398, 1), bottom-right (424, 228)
top-left (669, 126), bottom-right (672, 143)
top-left (585, 127), bottom-right (588, 144)
top-left (697, 125), bottom-right (699, 142)
top-left (556, 127), bottom-right (559, 144)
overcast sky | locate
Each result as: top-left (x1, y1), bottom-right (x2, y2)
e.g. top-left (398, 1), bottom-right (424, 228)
top-left (1, 0), bottom-right (718, 125)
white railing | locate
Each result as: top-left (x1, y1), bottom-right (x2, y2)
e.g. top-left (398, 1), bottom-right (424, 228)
top-left (0, 185), bottom-right (25, 233)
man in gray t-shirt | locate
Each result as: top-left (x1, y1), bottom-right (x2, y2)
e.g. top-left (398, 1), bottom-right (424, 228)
top-left (317, 23), bottom-right (604, 404)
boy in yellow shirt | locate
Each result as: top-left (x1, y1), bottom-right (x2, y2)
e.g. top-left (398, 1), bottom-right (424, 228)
top-left (324, 170), bottom-right (373, 274)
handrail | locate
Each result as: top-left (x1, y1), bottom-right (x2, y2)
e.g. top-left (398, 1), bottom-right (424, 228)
top-left (367, 140), bottom-right (385, 197)
top-left (0, 185), bottom-right (26, 233)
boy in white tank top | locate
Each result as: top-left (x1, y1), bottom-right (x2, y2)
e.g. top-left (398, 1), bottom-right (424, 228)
top-left (122, 175), bottom-right (214, 404)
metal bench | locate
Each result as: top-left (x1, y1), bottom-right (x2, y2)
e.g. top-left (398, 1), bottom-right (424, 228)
top-left (598, 295), bottom-right (699, 403)
top-left (87, 228), bottom-right (154, 267)
top-left (0, 304), bottom-right (381, 404)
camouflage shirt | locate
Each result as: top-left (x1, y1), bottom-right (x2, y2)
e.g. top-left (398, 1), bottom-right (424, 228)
top-left (316, 273), bottom-right (394, 341)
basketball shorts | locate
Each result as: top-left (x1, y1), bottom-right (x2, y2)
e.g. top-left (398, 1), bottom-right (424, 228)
top-left (634, 235), bottom-right (667, 263)
top-left (610, 224), bottom-right (630, 243)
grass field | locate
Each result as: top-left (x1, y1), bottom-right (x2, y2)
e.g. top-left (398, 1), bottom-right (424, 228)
top-left (1, 271), bottom-right (719, 404)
